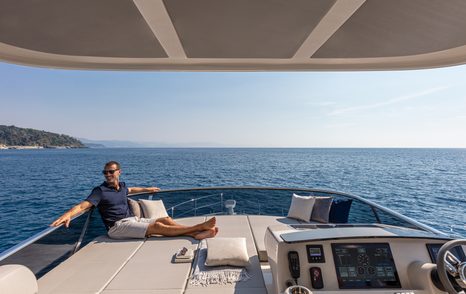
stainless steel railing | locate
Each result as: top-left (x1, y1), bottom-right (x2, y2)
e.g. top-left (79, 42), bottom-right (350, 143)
top-left (0, 186), bottom-right (448, 264)
top-left (165, 192), bottom-right (224, 218)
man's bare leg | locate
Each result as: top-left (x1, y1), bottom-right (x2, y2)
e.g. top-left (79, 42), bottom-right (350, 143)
top-left (146, 217), bottom-right (216, 237)
top-left (153, 216), bottom-right (219, 238)
top-left (153, 217), bottom-right (204, 237)
top-left (155, 216), bottom-right (189, 228)
top-left (194, 227), bottom-right (219, 240)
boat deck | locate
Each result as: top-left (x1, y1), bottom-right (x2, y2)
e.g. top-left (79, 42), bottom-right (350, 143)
top-left (37, 215), bottom-right (302, 294)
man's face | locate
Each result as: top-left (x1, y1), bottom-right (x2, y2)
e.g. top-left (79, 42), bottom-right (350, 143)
top-left (102, 164), bottom-right (120, 184)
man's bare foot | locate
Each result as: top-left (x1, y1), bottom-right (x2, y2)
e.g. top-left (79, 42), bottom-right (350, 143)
top-left (201, 217), bottom-right (216, 230)
top-left (195, 227), bottom-right (218, 240)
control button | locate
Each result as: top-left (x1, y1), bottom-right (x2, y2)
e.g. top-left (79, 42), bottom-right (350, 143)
top-left (309, 267), bottom-right (324, 289)
top-left (357, 266), bottom-right (365, 275)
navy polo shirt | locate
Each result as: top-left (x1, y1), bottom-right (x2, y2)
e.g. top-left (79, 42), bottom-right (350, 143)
top-left (85, 181), bottom-right (134, 230)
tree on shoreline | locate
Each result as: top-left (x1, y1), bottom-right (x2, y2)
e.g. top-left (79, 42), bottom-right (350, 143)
top-left (0, 125), bottom-right (84, 148)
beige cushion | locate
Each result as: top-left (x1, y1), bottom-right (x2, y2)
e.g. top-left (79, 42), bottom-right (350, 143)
top-left (38, 236), bottom-right (144, 294)
top-left (205, 237), bottom-right (249, 267)
top-left (0, 265), bottom-right (38, 294)
top-left (186, 216), bottom-right (266, 290)
top-left (247, 215), bottom-right (302, 262)
top-left (310, 196), bottom-right (333, 223)
top-left (139, 199), bottom-right (168, 219)
top-left (128, 198), bottom-right (143, 218)
top-left (105, 217), bottom-right (205, 292)
top-left (287, 194), bottom-right (315, 222)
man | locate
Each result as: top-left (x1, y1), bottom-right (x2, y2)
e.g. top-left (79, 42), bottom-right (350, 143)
top-left (51, 161), bottom-right (218, 240)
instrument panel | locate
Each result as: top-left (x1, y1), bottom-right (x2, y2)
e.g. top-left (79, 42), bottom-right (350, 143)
top-left (265, 226), bottom-right (466, 293)
top-left (331, 243), bottom-right (401, 289)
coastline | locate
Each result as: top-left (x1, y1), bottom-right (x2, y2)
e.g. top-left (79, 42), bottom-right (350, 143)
top-left (0, 145), bottom-right (84, 150)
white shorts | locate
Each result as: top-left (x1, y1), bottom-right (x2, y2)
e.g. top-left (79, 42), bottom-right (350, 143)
top-left (107, 217), bottom-right (154, 239)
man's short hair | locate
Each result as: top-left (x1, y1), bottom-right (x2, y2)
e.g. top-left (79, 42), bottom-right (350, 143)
top-left (104, 161), bottom-right (121, 170)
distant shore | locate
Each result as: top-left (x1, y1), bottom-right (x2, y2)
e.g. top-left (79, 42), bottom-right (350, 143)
top-left (0, 145), bottom-right (84, 150)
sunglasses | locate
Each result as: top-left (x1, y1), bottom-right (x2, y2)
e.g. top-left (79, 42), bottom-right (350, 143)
top-left (102, 169), bottom-right (119, 175)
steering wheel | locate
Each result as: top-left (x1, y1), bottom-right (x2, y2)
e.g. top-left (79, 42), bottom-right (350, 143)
top-left (437, 239), bottom-right (466, 294)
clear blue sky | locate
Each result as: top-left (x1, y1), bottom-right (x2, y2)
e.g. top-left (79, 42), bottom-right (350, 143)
top-left (1, 61), bottom-right (465, 147)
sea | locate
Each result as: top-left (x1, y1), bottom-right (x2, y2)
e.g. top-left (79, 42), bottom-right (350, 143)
top-left (0, 148), bottom-right (465, 253)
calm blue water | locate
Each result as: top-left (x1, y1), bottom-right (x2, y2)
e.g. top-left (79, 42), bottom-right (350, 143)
top-left (0, 148), bottom-right (465, 253)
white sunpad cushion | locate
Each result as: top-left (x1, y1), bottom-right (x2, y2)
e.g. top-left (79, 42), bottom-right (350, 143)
top-left (205, 237), bottom-right (250, 267)
top-left (287, 193), bottom-right (316, 222)
top-left (138, 199), bottom-right (169, 219)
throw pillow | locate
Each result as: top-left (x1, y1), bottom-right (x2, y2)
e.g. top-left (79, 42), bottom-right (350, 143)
top-left (127, 198), bottom-right (143, 218)
top-left (138, 199), bottom-right (168, 220)
top-left (205, 237), bottom-right (249, 267)
top-left (287, 194), bottom-right (316, 222)
top-left (329, 198), bottom-right (353, 223)
top-left (310, 197), bottom-right (333, 223)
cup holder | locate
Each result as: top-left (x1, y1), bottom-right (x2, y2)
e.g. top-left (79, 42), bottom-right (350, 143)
top-left (284, 285), bottom-right (312, 294)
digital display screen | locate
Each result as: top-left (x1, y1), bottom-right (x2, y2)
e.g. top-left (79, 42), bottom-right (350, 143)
top-left (426, 243), bottom-right (466, 263)
top-left (331, 243), bottom-right (401, 289)
top-left (309, 248), bottom-right (322, 256)
top-left (306, 245), bottom-right (325, 263)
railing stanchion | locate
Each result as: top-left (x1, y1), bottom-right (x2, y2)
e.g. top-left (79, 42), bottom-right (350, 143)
top-left (72, 208), bottom-right (94, 255)
top-left (194, 198), bottom-right (197, 216)
top-left (171, 207), bottom-right (174, 218)
top-left (221, 193), bottom-right (224, 213)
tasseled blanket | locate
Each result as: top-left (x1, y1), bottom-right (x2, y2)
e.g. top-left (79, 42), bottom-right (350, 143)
top-left (190, 240), bottom-right (252, 286)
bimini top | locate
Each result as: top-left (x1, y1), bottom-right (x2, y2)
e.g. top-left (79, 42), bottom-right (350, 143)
top-left (2, 0), bottom-right (466, 71)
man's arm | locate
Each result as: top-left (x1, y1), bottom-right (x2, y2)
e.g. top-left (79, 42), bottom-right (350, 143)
top-left (127, 187), bottom-right (160, 194)
top-left (50, 200), bottom-right (93, 228)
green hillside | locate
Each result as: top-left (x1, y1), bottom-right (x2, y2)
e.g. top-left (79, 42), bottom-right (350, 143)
top-left (0, 125), bottom-right (85, 148)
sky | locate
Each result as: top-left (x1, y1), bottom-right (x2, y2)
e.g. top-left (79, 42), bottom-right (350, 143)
top-left (0, 61), bottom-right (465, 147)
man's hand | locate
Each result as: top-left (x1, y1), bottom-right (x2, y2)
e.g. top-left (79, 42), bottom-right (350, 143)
top-left (148, 187), bottom-right (161, 193)
top-left (51, 213), bottom-right (71, 228)
top-left (50, 201), bottom-right (92, 228)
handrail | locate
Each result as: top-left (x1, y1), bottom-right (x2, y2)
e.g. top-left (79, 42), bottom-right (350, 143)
top-left (165, 192), bottom-right (223, 217)
top-left (344, 191), bottom-right (446, 235)
top-left (0, 193), bottom-right (156, 262)
top-left (0, 227), bottom-right (57, 262)
top-left (0, 207), bottom-right (93, 261)
top-left (152, 186), bottom-right (445, 235)
top-left (0, 186), bottom-right (448, 262)
top-left (170, 201), bottom-right (223, 218)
